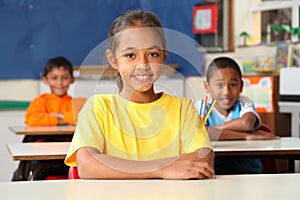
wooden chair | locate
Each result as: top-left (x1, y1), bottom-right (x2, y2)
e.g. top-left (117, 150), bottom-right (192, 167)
top-left (31, 160), bottom-right (68, 180)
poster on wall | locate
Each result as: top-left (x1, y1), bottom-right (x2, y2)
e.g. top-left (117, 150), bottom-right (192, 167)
top-left (242, 76), bottom-right (274, 113)
top-left (192, 4), bottom-right (218, 34)
top-left (275, 43), bottom-right (293, 69)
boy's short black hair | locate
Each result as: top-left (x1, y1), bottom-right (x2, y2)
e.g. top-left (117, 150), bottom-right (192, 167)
top-left (206, 57), bottom-right (242, 82)
top-left (43, 56), bottom-right (73, 77)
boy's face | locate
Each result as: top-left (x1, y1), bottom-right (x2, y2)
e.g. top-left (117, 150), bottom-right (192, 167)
top-left (205, 68), bottom-right (243, 115)
top-left (42, 66), bottom-right (75, 97)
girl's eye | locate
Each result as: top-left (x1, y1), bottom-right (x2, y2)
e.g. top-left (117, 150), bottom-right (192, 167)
top-left (125, 53), bottom-right (135, 59)
top-left (149, 52), bottom-right (159, 57)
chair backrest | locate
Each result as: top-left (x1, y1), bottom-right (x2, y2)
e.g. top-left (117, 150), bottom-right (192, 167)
top-left (68, 166), bottom-right (80, 179)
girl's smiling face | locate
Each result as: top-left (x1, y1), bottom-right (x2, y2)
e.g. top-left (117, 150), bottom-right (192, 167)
top-left (205, 68), bottom-right (243, 116)
top-left (107, 27), bottom-right (167, 96)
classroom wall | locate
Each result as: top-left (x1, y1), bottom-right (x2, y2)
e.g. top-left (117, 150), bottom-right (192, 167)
top-left (0, 0), bottom-right (205, 80)
top-left (0, 110), bottom-right (25, 182)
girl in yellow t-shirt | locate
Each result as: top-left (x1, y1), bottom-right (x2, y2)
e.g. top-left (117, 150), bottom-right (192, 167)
top-left (65, 10), bottom-right (214, 180)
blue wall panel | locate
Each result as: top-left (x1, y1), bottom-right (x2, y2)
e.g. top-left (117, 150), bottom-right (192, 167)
top-left (0, 0), bottom-right (204, 79)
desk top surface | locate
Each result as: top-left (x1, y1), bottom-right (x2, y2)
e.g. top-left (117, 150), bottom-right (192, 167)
top-left (9, 125), bottom-right (76, 135)
top-left (7, 142), bottom-right (70, 161)
top-left (7, 137), bottom-right (300, 161)
top-left (278, 101), bottom-right (300, 106)
top-left (0, 174), bottom-right (299, 200)
top-left (213, 137), bottom-right (300, 151)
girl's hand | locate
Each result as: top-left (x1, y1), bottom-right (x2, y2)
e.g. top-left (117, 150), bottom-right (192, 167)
top-left (159, 159), bottom-right (214, 180)
top-left (245, 130), bottom-right (280, 140)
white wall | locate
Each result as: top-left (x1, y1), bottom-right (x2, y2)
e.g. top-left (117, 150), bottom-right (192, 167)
top-left (0, 110), bottom-right (25, 182)
top-left (0, 80), bottom-right (39, 101)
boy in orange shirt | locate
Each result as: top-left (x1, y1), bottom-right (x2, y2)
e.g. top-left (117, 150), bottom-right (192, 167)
top-left (12, 57), bottom-right (86, 181)
top-left (25, 56), bottom-right (85, 126)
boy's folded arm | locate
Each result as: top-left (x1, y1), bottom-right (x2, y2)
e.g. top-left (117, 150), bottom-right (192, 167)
top-left (26, 110), bottom-right (58, 126)
top-left (63, 111), bottom-right (75, 125)
top-left (76, 147), bottom-right (214, 180)
top-left (215, 112), bottom-right (258, 132)
top-left (207, 126), bottom-right (279, 141)
top-left (207, 126), bottom-right (248, 141)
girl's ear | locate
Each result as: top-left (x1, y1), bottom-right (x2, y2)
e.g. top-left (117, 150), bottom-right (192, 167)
top-left (240, 80), bottom-right (244, 93)
top-left (106, 49), bottom-right (117, 69)
top-left (42, 76), bottom-right (49, 85)
top-left (204, 80), bottom-right (210, 93)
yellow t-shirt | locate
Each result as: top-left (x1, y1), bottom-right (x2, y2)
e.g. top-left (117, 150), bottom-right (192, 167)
top-left (65, 93), bottom-right (211, 166)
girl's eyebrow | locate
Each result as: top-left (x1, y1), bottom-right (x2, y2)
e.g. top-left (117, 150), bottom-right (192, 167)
top-left (148, 45), bottom-right (163, 49)
top-left (120, 45), bottom-right (162, 53)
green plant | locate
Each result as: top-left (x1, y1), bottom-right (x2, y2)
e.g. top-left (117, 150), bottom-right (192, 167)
top-left (240, 31), bottom-right (250, 46)
top-left (270, 24), bottom-right (300, 41)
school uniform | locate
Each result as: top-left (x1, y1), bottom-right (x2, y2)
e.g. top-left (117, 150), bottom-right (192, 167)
top-left (196, 96), bottom-right (263, 174)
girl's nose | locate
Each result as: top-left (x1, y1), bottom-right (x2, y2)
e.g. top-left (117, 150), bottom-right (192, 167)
top-left (136, 55), bottom-right (150, 71)
top-left (136, 63), bottom-right (150, 72)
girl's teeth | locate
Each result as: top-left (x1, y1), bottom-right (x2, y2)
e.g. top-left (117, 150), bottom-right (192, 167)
top-left (136, 76), bottom-right (147, 80)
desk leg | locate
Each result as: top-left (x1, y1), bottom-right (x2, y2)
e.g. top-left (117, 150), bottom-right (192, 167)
top-left (17, 161), bottom-right (31, 181)
top-left (290, 112), bottom-right (300, 172)
top-left (288, 159), bottom-right (295, 173)
top-left (291, 112), bottom-right (300, 138)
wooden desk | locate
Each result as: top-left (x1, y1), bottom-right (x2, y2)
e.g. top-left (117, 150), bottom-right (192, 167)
top-left (7, 137), bottom-right (300, 180)
top-left (0, 174), bottom-right (299, 200)
top-left (7, 142), bottom-right (70, 181)
top-left (7, 142), bottom-right (70, 161)
top-left (9, 125), bottom-right (76, 135)
top-left (212, 137), bottom-right (300, 158)
top-left (8, 138), bottom-right (300, 161)
top-left (213, 137), bottom-right (300, 172)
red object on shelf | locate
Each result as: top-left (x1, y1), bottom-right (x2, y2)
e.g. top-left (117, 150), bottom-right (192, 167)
top-left (193, 4), bottom-right (218, 34)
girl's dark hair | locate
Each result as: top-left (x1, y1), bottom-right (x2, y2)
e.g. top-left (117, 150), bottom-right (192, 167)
top-left (43, 56), bottom-right (73, 77)
top-left (107, 10), bottom-right (167, 91)
top-left (206, 57), bottom-right (242, 82)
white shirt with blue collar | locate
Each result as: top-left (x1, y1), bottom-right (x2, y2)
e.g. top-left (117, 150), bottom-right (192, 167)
top-left (198, 96), bottom-right (261, 131)
top-left (195, 96), bottom-right (263, 174)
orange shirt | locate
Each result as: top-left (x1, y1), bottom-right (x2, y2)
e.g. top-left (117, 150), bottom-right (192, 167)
top-left (25, 93), bottom-right (76, 126)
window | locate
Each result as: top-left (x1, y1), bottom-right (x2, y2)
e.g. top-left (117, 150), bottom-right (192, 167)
top-left (252, 0), bottom-right (300, 43)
